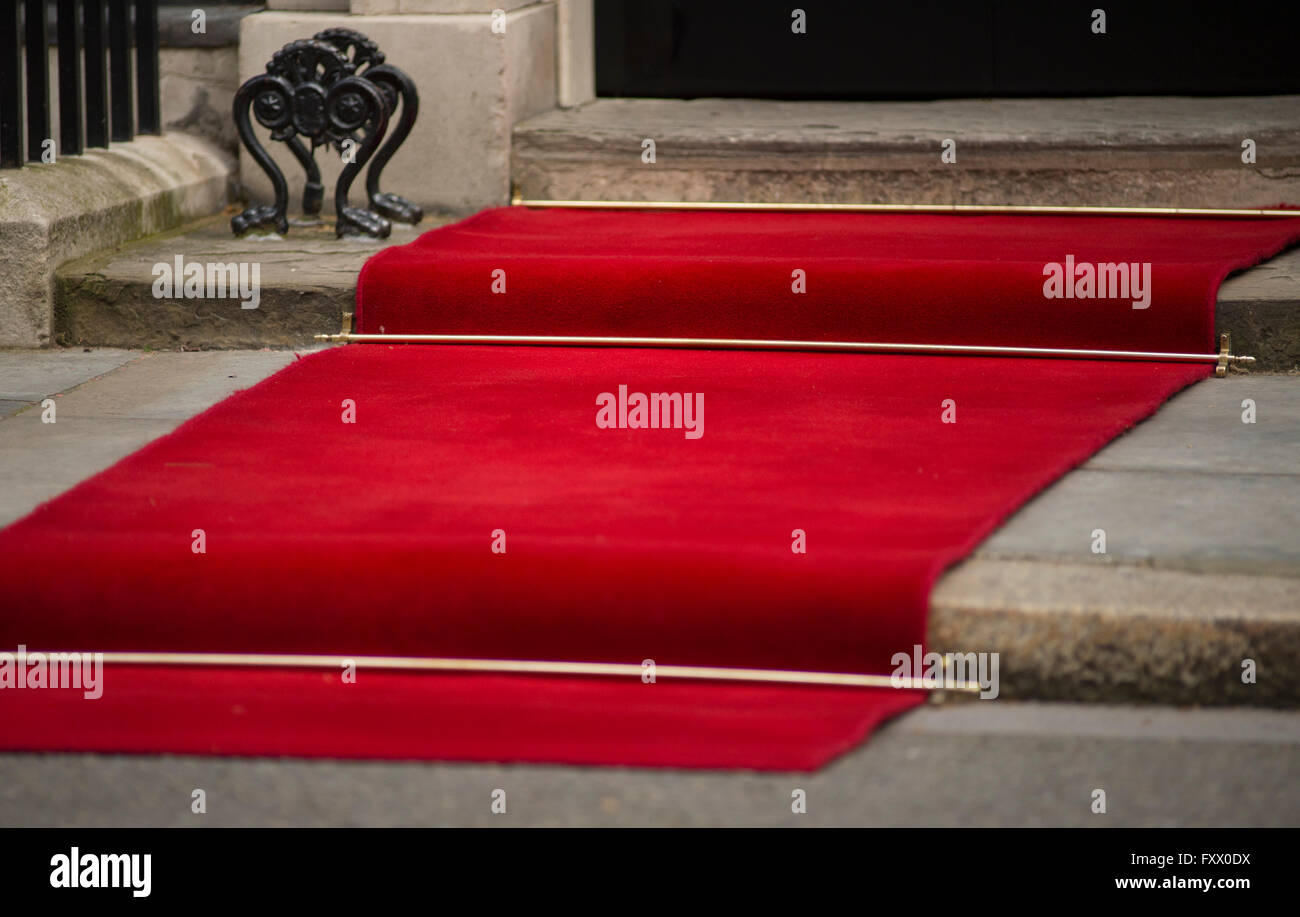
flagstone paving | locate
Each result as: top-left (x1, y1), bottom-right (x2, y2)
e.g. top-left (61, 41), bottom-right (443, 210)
top-left (0, 349), bottom-right (299, 527)
top-left (2, 703), bottom-right (1295, 827)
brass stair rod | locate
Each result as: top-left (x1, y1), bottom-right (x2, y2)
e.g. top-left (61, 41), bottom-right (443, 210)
top-left (512, 195), bottom-right (1300, 218)
top-left (78, 650), bottom-right (985, 695)
top-left (316, 327), bottom-right (1252, 375)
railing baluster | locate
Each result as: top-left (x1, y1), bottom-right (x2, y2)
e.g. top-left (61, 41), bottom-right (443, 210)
top-left (134, 0), bottom-right (159, 134)
top-left (58, 0), bottom-right (85, 156)
top-left (0, 0), bottom-right (23, 167)
top-left (84, 0), bottom-right (108, 147)
top-left (108, 0), bottom-right (132, 141)
top-left (24, 0), bottom-right (50, 162)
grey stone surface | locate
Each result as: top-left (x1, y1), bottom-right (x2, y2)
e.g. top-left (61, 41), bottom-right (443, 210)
top-left (971, 377), bottom-right (1300, 574)
top-left (973, 469), bottom-right (1297, 574)
top-left (1079, 374), bottom-right (1300, 475)
top-left (0, 350), bottom-right (297, 527)
top-left (162, 47), bottom-right (242, 156)
top-left (54, 215), bottom-right (432, 350)
top-left (1, 703), bottom-right (1295, 826)
top-left (557, 0), bottom-right (595, 108)
top-left (350, 1), bottom-right (539, 15)
top-left (520, 96), bottom-right (1300, 154)
top-left (514, 96), bottom-right (1300, 209)
top-left (267, 0), bottom-right (347, 9)
top-left (0, 348), bottom-right (137, 402)
top-left (1221, 248), bottom-right (1300, 304)
top-left (160, 3), bottom-right (262, 47)
top-left (0, 133), bottom-right (234, 347)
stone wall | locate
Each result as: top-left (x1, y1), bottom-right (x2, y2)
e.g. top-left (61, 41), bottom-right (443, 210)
top-left (159, 4), bottom-right (263, 156)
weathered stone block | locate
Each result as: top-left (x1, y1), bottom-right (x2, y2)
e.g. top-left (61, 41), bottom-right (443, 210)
top-left (0, 135), bottom-right (233, 347)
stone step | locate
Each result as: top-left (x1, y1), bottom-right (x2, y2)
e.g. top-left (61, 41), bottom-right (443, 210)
top-left (932, 373), bottom-right (1300, 708)
top-left (1218, 248), bottom-right (1300, 371)
top-left (512, 96), bottom-right (1300, 209)
top-left (512, 96), bottom-right (1300, 369)
top-left (2, 352), bottom-right (1296, 709)
top-left (53, 211), bottom-right (433, 350)
top-left (54, 207), bottom-right (1300, 369)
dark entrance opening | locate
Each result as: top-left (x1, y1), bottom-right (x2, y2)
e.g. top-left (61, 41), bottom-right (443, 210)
top-left (595, 1), bottom-right (1300, 100)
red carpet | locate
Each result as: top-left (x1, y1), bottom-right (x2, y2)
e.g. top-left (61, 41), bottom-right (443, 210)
top-left (357, 207), bottom-right (1298, 353)
top-left (1, 209), bottom-right (1297, 770)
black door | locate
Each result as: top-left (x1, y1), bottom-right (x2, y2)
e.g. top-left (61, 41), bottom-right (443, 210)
top-left (595, 1), bottom-right (1300, 99)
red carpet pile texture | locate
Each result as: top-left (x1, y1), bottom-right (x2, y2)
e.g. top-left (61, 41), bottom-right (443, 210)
top-left (1, 208), bottom-right (1297, 770)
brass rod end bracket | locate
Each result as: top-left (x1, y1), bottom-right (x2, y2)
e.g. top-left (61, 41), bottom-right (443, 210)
top-left (1217, 332), bottom-right (1252, 377)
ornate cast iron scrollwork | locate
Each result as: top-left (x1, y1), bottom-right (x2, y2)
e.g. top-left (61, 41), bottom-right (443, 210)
top-left (232, 32), bottom-right (422, 237)
top-left (314, 28), bottom-right (423, 225)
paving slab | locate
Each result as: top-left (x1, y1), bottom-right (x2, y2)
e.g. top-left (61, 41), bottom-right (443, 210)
top-left (973, 470), bottom-right (1296, 574)
top-left (0, 347), bottom-right (137, 402)
top-left (971, 375), bottom-right (1300, 574)
top-left (0, 350), bottom-right (298, 527)
top-left (1079, 373), bottom-right (1299, 475)
top-left (1, 703), bottom-right (1295, 827)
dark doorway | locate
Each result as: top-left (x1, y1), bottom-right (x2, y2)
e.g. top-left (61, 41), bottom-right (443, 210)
top-left (595, 1), bottom-right (1300, 99)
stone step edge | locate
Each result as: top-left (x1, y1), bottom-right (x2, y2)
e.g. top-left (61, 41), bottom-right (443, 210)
top-left (930, 558), bottom-right (1298, 707)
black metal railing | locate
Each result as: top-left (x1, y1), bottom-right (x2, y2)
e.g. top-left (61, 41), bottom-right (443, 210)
top-left (0, 0), bottom-right (160, 168)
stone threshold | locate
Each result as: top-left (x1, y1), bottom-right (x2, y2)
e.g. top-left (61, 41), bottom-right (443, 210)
top-left (513, 96), bottom-right (1300, 210)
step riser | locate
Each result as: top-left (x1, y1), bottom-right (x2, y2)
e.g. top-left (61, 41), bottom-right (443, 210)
top-left (54, 283), bottom-right (1300, 370)
top-left (932, 611), bottom-right (1300, 708)
top-left (54, 278), bottom-right (345, 351)
top-left (1219, 301), bottom-right (1300, 371)
top-left (932, 558), bottom-right (1300, 709)
top-left (52, 219), bottom-right (428, 351)
top-left (514, 161), bottom-right (1300, 212)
